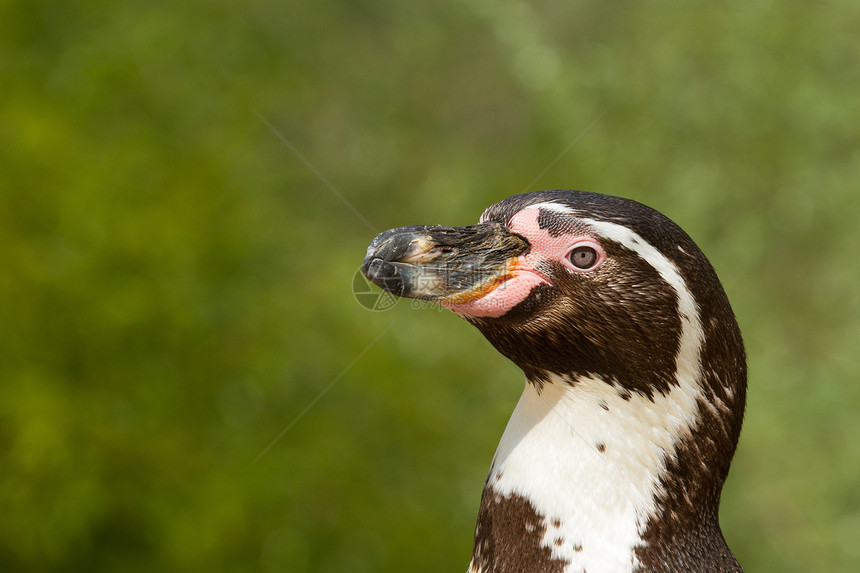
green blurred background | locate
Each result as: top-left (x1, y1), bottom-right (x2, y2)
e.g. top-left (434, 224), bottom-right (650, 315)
top-left (2, 0), bottom-right (859, 571)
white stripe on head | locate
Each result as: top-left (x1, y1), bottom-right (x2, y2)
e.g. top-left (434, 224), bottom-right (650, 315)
top-left (580, 217), bottom-right (704, 391)
top-left (479, 200), bottom-right (574, 224)
top-left (528, 201), bottom-right (577, 215)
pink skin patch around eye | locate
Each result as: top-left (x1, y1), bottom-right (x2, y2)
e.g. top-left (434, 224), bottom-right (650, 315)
top-left (441, 207), bottom-right (605, 318)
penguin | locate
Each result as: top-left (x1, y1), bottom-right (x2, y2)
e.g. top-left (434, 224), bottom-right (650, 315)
top-left (363, 190), bottom-right (746, 573)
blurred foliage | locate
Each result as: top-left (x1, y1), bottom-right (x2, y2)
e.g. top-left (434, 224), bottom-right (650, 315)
top-left (2, 0), bottom-right (859, 571)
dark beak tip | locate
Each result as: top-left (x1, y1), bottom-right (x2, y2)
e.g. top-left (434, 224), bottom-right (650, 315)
top-left (363, 261), bottom-right (405, 297)
top-left (362, 257), bottom-right (383, 280)
top-left (361, 255), bottom-right (375, 276)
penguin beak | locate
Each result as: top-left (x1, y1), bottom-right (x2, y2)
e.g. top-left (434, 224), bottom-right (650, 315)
top-left (362, 222), bottom-right (529, 303)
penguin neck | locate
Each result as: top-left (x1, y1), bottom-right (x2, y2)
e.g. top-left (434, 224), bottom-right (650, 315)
top-left (469, 373), bottom-right (724, 573)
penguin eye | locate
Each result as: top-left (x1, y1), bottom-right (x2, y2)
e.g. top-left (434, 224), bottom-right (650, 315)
top-left (568, 245), bottom-right (599, 270)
